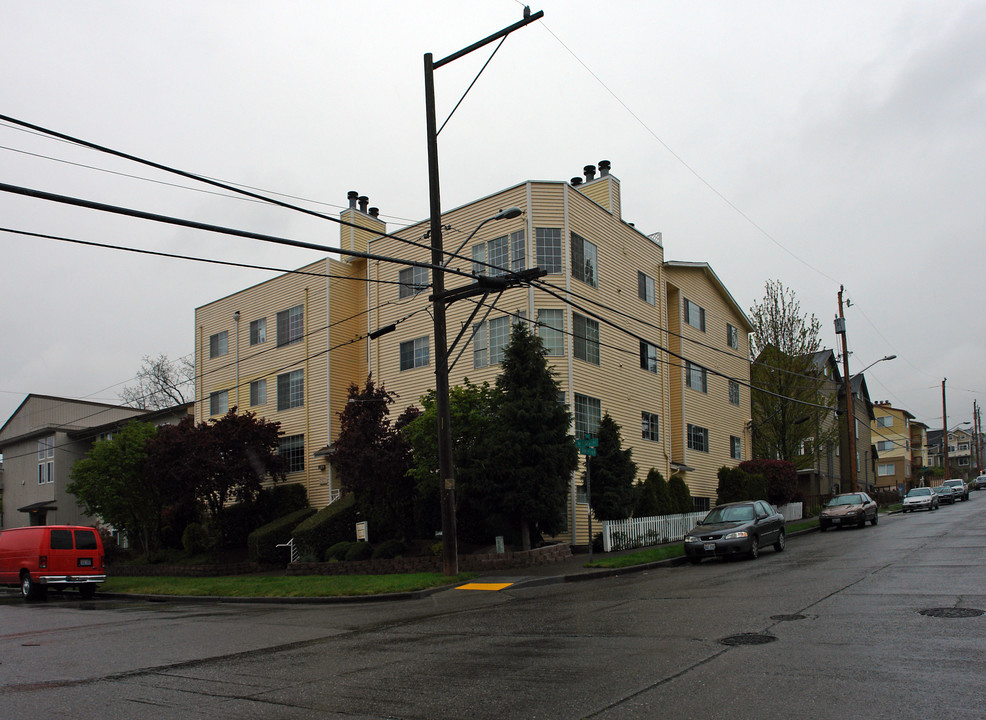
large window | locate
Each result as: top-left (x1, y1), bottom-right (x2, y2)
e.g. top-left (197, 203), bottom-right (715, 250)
top-left (279, 434), bottom-right (305, 473)
top-left (687, 424), bottom-right (709, 452)
top-left (573, 313), bottom-right (600, 365)
top-left (399, 266), bottom-right (429, 298)
top-left (640, 341), bottom-right (659, 373)
top-left (37, 435), bottom-right (54, 485)
top-left (210, 389), bottom-right (228, 416)
top-left (276, 370), bottom-right (304, 410)
top-left (472, 321), bottom-right (488, 369)
top-left (686, 361), bottom-right (708, 393)
top-left (537, 309), bottom-right (565, 356)
top-left (876, 440), bottom-right (894, 452)
top-left (727, 323), bottom-right (739, 350)
top-left (488, 316), bottom-right (511, 365)
top-left (249, 318), bottom-right (266, 345)
top-left (730, 435), bottom-right (742, 460)
top-left (684, 299), bottom-right (706, 332)
top-left (209, 330), bottom-right (228, 358)
top-left (574, 393), bottom-right (601, 438)
top-left (571, 233), bottom-right (598, 287)
top-left (400, 337), bottom-right (430, 371)
top-left (472, 230), bottom-right (525, 277)
top-left (642, 412), bottom-right (660, 442)
top-left (876, 416), bottom-right (893, 428)
top-left (250, 379), bottom-right (266, 406)
top-left (535, 228), bottom-right (562, 274)
top-left (877, 463), bottom-right (895, 476)
top-left (638, 271), bottom-right (656, 305)
top-left (510, 230), bottom-right (526, 272)
top-left (729, 380), bottom-right (741, 406)
top-left (276, 305), bottom-right (304, 347)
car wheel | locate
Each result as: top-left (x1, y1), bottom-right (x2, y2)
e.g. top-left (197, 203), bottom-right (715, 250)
top-left (20, 573), bottom-right (45, 601)
top-left (79, 585), bottom-right (96, 600)
top-left (688, 557), bottom-right (702, 565)
top-left (748, 536), bottom-right (760, 560)
top-left (774, 529), bottom-right (785, 552)
top-left (858, 515), bottom-right (866, 528)
top-left (819, 523), bottom-right (828, 532)
top-left (871, 513), bottom-right (878, 526)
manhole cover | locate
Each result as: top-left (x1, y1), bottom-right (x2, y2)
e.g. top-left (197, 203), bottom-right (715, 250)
top-left (919, 608), bottom-right (984, 619)
top-left (770, 614), bottom-right (807, 622)
top-left (719, 633), bottom-right (777, 646)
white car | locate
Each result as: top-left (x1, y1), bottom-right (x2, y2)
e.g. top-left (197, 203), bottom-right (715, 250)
top-left (973, 475), bottom-right (986, 491)
top-left (942, 478), bottom-right (969, 501)
top-left (902, 487), bottom-right (939, 512)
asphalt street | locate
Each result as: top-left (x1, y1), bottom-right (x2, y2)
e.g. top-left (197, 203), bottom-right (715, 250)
top-left (1, 498), bottom-right (984, 719)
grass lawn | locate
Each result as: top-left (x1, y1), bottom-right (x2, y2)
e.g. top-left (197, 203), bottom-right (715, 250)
top-left (102, 572), bottom-right (477, 598)
top-left (584, 544), bottom-right (685, 569)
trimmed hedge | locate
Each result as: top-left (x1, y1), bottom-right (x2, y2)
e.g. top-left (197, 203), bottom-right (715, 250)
top-left (247, 507), bottom-right (316, 564)
top-left (292, 493), bottom-right (358, 560)
top-left (372, 539), bottom-right (405, 559)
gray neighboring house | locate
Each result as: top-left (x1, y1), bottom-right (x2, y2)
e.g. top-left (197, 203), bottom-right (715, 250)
top-left (0, 395), bottom-right (192, 528)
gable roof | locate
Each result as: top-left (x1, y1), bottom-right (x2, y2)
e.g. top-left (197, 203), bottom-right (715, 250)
top-left (663, 261), bottom-right (753, 331)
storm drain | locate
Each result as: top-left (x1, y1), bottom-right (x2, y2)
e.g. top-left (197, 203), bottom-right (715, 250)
top-left (770, 614), bottom-right (807, 622)
top-left (719, 633), bottom-right (777, 646)
top-left (919, 608), bottom-right (984, 619)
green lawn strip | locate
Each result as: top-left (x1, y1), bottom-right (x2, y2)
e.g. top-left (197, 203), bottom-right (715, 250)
top-left (785, 518), bottom-right (819, 533)
top-left (102, 572), bottom-right (477, 598)
top-left (584, 544), bottom-right (684, 569)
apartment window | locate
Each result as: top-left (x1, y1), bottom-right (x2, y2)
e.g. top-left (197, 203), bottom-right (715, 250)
top-left (37, 436), bottom-right (53, 485)
top-left (472, 321), bottom-right (488, 369)
top-left (250, 379), bottom-right (267, 406)
top-left (276, 304), bottom-right (304, 347)
top-left (535, 228), bottom-right (562, 274)
top-left (537, 309), bottom-right (565, 356)
top-left (399, 266), bottom-right (429, 298)
top-left (638, 271), bottom-right (656, 305)
top-left (876, 416), bottom-right (893, 428)
top-left (209, 330), bottom-right (228, 358)
top-left (279, 434), bottom-right (305, 473)
top-left (571, 232), bottom-right (598, 287)
top-left (488, 316), bottom-right (511, 365)
top-left (730, 435), bottom-right (743, 460)
top-left (727, 323), bottom-right (739, 350)
top-left (729, 380), bottom-right (741, 406)
top-left (573, 313), bottom-right (600, 365)
top-left (640, 341), bottom-right (659, 373)
top-left (276, 370), bottom-right (304, 410)
top-left (38, 435), bottom-right (54, 460)
top-left (209, 389), bottom-right (229, 416)
top-left (684, 299), bottom-right (706, 332)
top-left (802, 437), bottom-right (815, 455)
top-left (687, 424), bottom-right (709, 452)
top-left (957, 456), bottom-right (970, 466)
top-left (641, 412), bottom-right (660, 442)
top-left (249, 318), bottom-right (266, 345)
top-left (400, 337), bottom-right (430, 371)
top-left (877, 463), bottom-right (895, 476)
top-left (959, 442), bottom-right (969, 451)
top-left (472, 230), bottom-right (525, 277)
top-left (510, 230), bottom-right (525, 272)
top-left (574, 393), bottom-right (601, 438)
top-left (693, 497), bottom-right (711, 513)
top-left (685, 361), bottom-right (708, 393)
top-left (877, 440), bottom-right (894, 452)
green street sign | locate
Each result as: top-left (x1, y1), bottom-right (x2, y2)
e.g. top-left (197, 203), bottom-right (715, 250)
top-left (578, 447), bottom-right (596, 456)
top-left (575, 435), bottom-right (599, 450)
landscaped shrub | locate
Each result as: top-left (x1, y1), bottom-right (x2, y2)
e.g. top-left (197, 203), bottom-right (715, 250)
top-left (292, 493), bottom-right (358, 560)
top-left (738, 459), bottom-right (798, 506)
top-left (371, 539), bottom-right (406, 559)
top-left (247, 507), bottom-right (316, 564)
top-left (344, 541), bottom-right (374, 561)
top-left (182, 522), bottom-right (211, 555)
top-left (667, 474), bottom-right (693, 514)
top-left (716, 466), bottom-right (768, 505)
top-left (325, 541), bottom-right (353, 562)
top-left (257, 483), bottom-right (308, 519)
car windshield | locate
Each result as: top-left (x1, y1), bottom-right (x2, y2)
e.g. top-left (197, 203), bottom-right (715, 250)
top-left (828, 494), bottom-right (862, 506)
top-left (703, 505), bottom-right (755, 523)
top-left (906, 488), bottom-right (932, 497)
top-left (933, 486), bottom-right (951, 493)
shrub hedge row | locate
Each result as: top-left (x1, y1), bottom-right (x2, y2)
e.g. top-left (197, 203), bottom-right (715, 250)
top-left (247, 507), bottom-right (316, 564)
top-left (292, 493), bottom-right (358, 560)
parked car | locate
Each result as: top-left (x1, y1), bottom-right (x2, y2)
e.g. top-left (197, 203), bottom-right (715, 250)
top-left (684, 500), bottom-right (785, 564)
top-left (0, 525), bottom-right (106, 600)
top-left (942, 478), bottom-right (969, 501)
top-left (973, 475), bottom-right (986, 491)
top-left (902, 487), bottom-right (939, 512)
top-left (933, 485), bottom-right (957, 505)
top-left (818, 492), bottom-right (878, 530)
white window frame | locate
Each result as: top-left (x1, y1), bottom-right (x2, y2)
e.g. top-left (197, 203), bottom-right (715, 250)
top-left (210, 389), bottom-right (229, 416)
top-left (400, 336), bottom-right (430, 371)
top-left (573, 313), bottom-right (600, 365)
top-left (249, 317), bottom-right (266, 345)
top-left (571, 232), bottom-right (598, 288)
top-left (276, 370), bottom-right (304, 410)
top-left (641, 411), bottom-right (660, 442)
top-left (684, 299), bottom-right (706, 332)
top-left (209, 330), bottom-right (228, 358)
top-left (537, 309), bottom-right (565, 356)
top-left (535, 228), bottom-right (562, 274)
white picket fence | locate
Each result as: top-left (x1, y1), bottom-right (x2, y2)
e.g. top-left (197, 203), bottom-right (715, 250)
top-left (600, 511), bottom-right (707, 552)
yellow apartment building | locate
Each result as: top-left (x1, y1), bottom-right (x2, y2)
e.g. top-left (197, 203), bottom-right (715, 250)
top-left (194, 164), bottom-right (753, 545)
top-left (871, 401), bottom-right (915, 491)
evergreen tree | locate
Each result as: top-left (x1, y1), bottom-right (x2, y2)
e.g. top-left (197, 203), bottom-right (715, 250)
top-left (667, 474), bottom-right (693, 514)
top-left (490, 322), bottom-right (579, 550)
top-left (586, 412), bottom-right (637, 521)
top-left (633, 468), bottom-right (669, 517)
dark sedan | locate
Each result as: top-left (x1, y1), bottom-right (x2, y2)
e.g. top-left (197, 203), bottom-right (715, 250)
top-left (684, 500), bottom-right (785, 564)
top-left (819, 492), bottom-right (878, 531)
top-left (933, 485), bottom-right (956, 505)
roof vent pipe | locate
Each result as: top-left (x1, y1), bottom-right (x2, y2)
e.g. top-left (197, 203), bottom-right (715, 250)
top-left (358, 195), bottom-right (369, 213)
top-left (584, 164), bottom-right (596, 181)
top-left (368, 207), bottom-right (379, 218)
top-left (348, 191), bottom-right (359, 209)
top-left (598, 160), bottom-right (611, 177)
top-left (571, 177), bottom-right (583, 186)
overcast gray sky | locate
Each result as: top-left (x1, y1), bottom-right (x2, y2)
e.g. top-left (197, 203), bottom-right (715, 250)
top-left (2, 0), bottom-right (984, 431)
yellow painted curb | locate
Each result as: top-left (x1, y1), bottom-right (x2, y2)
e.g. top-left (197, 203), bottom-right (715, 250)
top-left (456, 582), bottom-right (514, 592)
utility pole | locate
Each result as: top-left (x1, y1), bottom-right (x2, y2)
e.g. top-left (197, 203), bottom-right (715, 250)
top-left (835, 286), bottom-right (857, 493)
top-left (942, 379), bottom-right (949, 481)
top-left (423, 8), bottom-right (544, 575)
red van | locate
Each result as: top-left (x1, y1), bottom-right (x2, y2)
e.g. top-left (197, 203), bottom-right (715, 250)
top-left (0, 525), bottom-right (106, 600)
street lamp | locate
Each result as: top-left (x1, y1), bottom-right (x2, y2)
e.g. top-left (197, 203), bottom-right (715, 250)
top-left (851, 354), bottom-right (896, 379)
top-left (446, 206), bottom-right (524, 267)
top-left (424, 9), bottom-right (544, 576)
